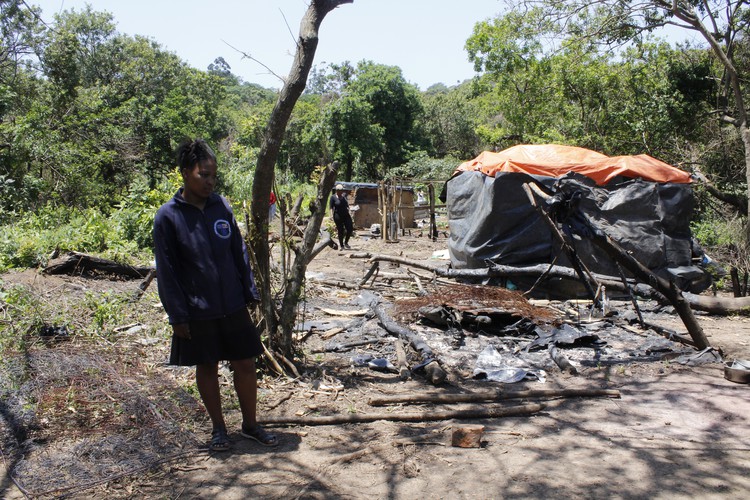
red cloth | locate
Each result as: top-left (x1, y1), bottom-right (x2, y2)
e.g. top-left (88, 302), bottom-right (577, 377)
top-left (269, 191), bottom-right (276, 205)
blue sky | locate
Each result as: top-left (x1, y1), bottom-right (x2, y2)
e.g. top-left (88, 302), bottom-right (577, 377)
top-left (31, 0), bottom-right (506, 90)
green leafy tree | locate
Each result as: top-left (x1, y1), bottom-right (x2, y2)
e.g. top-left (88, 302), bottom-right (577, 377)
top-left (0, 0), bottom-right (43, 85)
top-left (466, 7), bottom-right (716, 159)
top-left (421, 83), bottom-right (480, 159)
top-left (346, 61), bottom-right (426, 175)
top-left (278, 95), bottom-right (327, 181)
top-left (324, 92), bottom-right (384, 180)
top-left (504, 0), bottom-right (750, 240)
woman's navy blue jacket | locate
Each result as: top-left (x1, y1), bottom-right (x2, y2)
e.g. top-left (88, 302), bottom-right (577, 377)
top-left (153, 190), bottom-right (260, 325)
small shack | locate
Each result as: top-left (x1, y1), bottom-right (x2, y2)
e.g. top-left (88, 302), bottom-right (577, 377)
top-left (446, 144), bottom-right (711, 295)
top-left (335, 182), bottom-right (416, 229)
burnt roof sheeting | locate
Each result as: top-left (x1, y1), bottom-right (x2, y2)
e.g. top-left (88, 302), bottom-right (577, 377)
top-left (447, 170), bottom-right (710, 294)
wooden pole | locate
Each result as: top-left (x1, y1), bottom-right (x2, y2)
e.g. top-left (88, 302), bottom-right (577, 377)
top-left (428, 183), bottom-right (437, 240)
top-left (379, 181), bottom-right (387, 241)
top-left (368, 388), bottom-right (620, 406)
top-left (259, 403), bottom-right (545, 426)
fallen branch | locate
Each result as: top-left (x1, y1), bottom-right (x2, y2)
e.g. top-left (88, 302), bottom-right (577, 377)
top-left (373, 303), bottom-right (447, 385)
top-left (43, 251), bottom-right (152, 278)
top-left (548, 345), bottom-right (578, 375)
top-left (359, 261), bottom-right (380, 287)
top-left (318, 308), bottom-right (369, 317)
top-left (320, 327), bottom-right (345, 340)
top-left (682, 292), bottom-right (750, 315)
top-left (133, 268), bottom-right (157, 300)
top-left (260, 402), bottom-right (544, 426)
top-left (368, 388), bottom-right (620, 406)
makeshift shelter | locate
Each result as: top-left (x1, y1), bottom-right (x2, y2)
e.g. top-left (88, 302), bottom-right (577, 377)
top-left (446, 144), bottom-right (710, 296)
top-left (334, 182), bottom-right (415, 229)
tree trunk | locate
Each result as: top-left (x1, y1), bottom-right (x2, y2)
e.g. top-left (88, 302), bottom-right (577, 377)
top-left (247, 0), bottom-right (353, 351)
top-left (742, 124), bottom-right (750, 245)
top-left (277, 161), bottom-right (341, 355)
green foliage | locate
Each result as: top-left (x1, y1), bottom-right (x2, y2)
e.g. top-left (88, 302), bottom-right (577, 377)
top-left (0, 171), bottom-right (176, 271)
top-left (347, 61), bottom-right (426, 172)
top-left (390, 152), bottom-right (461, 181)
top-left (420, 85), bottom-right (480, 159)
top-left (324, 91), bottom-right (384, 181)
top-left (111, 172), bottom-right (179, 250)
top-left (691, 216), bottom-right (741, 249)
top-left (84, 290), bottom-right (128, 335)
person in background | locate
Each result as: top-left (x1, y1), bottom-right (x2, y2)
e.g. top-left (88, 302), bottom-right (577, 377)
top-left (330, 183), bottom-right (353, 249)
top-left (153, 139), bottom-right (278, 452)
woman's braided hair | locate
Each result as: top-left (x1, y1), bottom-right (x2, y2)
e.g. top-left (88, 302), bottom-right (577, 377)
top-left (176, 139), bottom-right (216, 171)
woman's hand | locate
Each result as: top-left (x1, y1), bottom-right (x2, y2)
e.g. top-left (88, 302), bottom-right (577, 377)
top-left (172, 323), bottom-right (191, 339)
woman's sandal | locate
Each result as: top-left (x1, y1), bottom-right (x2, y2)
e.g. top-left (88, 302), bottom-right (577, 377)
top-left (241, 423), bottom-right (278, 447)
top-left (210, 427), bottom-right (230, 452)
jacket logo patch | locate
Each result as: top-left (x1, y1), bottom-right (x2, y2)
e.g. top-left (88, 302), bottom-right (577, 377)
top-left (214, 219), bottom-right (232, 239)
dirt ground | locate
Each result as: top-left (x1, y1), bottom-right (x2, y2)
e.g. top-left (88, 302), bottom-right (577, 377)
top-left (2, 231), bottom-right (750, 499)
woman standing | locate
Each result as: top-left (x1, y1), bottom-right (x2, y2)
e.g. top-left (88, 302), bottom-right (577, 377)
top-left (153, 139), bottom-right (277, 451)
top-left (330, 183), bottom-right (353, 249)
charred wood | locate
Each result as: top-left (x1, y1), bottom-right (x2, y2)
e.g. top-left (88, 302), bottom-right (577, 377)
top-left (548, 345), bottom-right (578, 375)
top-left (43, 252), bottom-right (152, 279)
top-left (373, 303), bottom-right (447, 385)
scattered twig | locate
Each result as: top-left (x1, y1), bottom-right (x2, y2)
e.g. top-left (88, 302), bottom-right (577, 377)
top-left (311, 338), bottom-right (385, 353)
top-left (318, 308), bottom-right (368, 317)
top-left (261, 341), bottom-right (286, 376)
top-left (320, 327), bottom-right (345, 340)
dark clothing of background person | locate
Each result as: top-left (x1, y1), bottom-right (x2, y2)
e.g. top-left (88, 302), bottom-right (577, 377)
top-left (330, 189), bottom-right (353, 249)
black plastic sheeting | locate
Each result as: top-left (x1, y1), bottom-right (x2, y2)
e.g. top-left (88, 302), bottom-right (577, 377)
top-left (446, 170), bottom-right (710, 296)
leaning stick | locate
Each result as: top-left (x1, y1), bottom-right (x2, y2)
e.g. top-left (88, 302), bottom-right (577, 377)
top-left (523, 182), bottom-right (710, 350)
top-left (359, 261), bottom-right (380, 287)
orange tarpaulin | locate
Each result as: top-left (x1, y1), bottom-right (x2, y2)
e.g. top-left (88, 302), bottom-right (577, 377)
top-left (455, 144), bottom-right (692, 185)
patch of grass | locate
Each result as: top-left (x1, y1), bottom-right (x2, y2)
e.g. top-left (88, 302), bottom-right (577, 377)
top-left (83, 291), bottom-right (130, 337)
